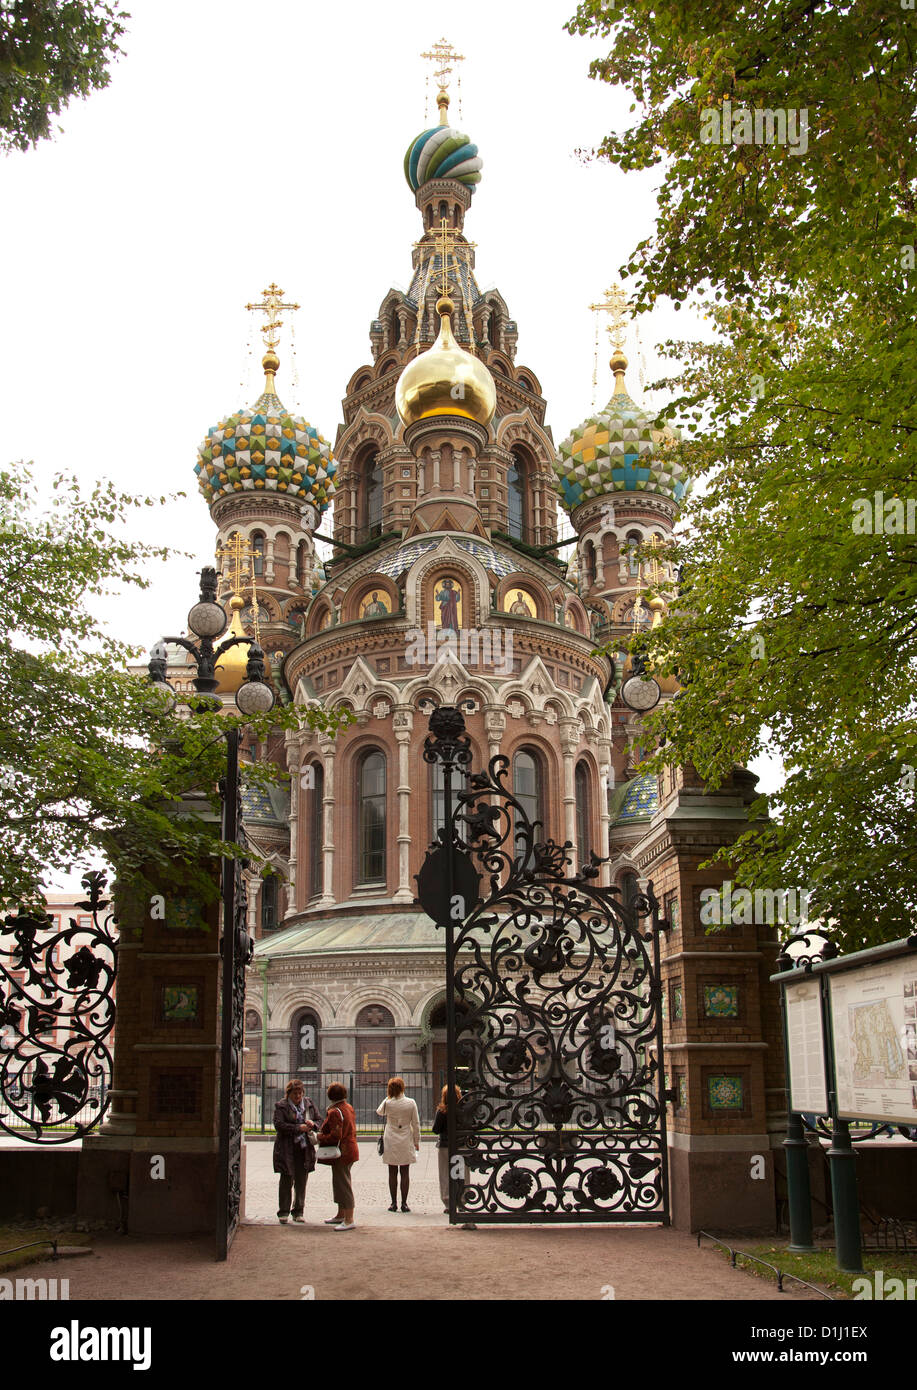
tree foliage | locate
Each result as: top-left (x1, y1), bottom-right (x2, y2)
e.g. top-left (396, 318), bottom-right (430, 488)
top-left (569, 1), bottom-right (917, 947)
top-left (0, 463), bottom-right (347, 910)
top-left (0, 1), bottom-right (127, 153)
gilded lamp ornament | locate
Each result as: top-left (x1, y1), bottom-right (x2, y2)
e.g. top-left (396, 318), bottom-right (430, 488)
top-left (395, 295), bottom-right (496, 429)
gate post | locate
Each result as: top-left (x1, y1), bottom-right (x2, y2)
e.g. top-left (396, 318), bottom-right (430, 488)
top-left (76, 814), bottom-right (225, 1240)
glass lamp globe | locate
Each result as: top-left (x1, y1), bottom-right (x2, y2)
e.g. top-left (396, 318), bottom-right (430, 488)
top-left (235, 681), bottom-right (275, 716)
top-left (187, 601), bottom-right (227, 639)
top-left (148, 680), bottom-right (177, 709)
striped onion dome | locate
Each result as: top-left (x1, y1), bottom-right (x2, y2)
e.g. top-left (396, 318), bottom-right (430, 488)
top-left (404, 124), bottom-right (482, 193)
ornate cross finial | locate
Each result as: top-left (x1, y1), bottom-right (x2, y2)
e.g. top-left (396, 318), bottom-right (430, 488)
top-left (589, 283), bottom-right (630, 352)
top-left (421, 36), bottom-right (465, 113)
top-left (435, 217), bottom-right (458, 297)
top-left (245, 282), bottom-right (300, 353)
top-left (219, 532), bottom-right (252, 597)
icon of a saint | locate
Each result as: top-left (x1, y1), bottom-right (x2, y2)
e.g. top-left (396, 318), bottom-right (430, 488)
top-left (362, 591), bottom-right (388, 618)
top-left (508, 589), bottom-right (532, 617)
top-left (435, 577), bottom-right (461, 632)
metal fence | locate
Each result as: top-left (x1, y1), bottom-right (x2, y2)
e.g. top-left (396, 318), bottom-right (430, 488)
top-left (245, 1070), bottom-right (446, 1132)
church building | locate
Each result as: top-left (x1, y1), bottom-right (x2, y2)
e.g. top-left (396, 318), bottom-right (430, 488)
top-left (177, 51), bottom-right (784, 1227)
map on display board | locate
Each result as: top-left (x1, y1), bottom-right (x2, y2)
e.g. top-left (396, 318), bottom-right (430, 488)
top-left (829, 954), bottom-right (917, 1125)
top-left (785, 978), bottom-right (829, 1115)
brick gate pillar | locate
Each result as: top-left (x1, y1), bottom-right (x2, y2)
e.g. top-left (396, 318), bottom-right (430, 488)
top-left (645, 765), bottom-right (786, 1234)
top-left (77, 805), bottom-right (234, 1236)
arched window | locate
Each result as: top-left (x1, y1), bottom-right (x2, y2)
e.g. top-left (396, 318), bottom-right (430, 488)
top-left (513, 748), bottom-right (544, 833)
top-left (438, 199), bottom-right (448, 222)
top-left (290, 1007), bottom-right (321, 1073)
top-left (357, 750), bottom-right (386, 885)
top-left (507, 458), bottom-right (525, 540)
top-left (621, 872), bottom-right (640, 912)
top-left (575, 763), bottom-right (592, 868)
top-left (583, 540), bottom-right (596, 587)
top-left (431, 759), bottom-right (445, 842)
top-left (295, 541), bottom-right (307, 588)
top-left (251, 531), bottom-right (265, 577)
top-left (365, 454), bottom-right (383, 540)
top-left (626, 530), bottom-right (642, 578)
top-left (308, 762), bottom-right (324, 900)
top-left (488, 312), bottom-right (499, 347)
top-left (260, 874), bottom-right (278, 932)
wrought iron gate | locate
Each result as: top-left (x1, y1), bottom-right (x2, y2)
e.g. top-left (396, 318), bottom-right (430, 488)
top-left (216, 727), bottom-right (252, 1260)
top-left (0, 871), bottom-right (117, 1143)
top-left (416, 706), bottom-right (669, 1224)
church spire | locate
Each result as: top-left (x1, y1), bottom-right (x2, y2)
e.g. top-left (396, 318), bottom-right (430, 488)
top-left (421, 37), bottom-right (465, 127)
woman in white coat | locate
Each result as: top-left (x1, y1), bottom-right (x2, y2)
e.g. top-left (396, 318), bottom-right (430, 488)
top-left (376, 1076), bottom-right (421, 1212)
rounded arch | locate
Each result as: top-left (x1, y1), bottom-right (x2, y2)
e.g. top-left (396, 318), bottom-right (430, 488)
top-left (342, 576), bottom-right (398, 625)
top-left (272, 985), bottom-right (336, 1031)
top-left (405, 545), bottom-right (488, 631)
top-left (498, 572), bottom-right (552, 622)
top-left (290, 1003), bottom-right (323, 1073)
top-left (374, 355), bottom-right (400, 378)
top-left (338, 986), bottom-right (412, 1030)
top-left (306, 602), bottom-right (333, 636)
top-left (352, 744), bottom-right (388, 889)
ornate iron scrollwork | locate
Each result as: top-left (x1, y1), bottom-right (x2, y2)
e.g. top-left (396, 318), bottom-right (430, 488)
top-left (0, 871), bottom-right (117, 1144)
top-left (421, 707), bottom-right (669, 1224)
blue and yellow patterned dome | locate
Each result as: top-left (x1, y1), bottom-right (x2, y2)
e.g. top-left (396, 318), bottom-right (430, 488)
top-left (553, 356), bottom-right (686, 513)
top-left (195, 354), bottom-right (336, 515)
top-left (404, 123), bottom-right (482, 193)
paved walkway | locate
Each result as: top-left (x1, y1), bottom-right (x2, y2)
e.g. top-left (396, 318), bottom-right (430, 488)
top-left (4, 1139), bottom-right (826, 1301)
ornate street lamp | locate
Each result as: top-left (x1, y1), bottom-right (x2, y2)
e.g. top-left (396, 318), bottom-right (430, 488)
top-left (145, 564), bottom-right (274, 1259)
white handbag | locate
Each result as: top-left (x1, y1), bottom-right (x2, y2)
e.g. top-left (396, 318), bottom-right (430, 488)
top-left (315, 1107), bottom-right (343, 1163)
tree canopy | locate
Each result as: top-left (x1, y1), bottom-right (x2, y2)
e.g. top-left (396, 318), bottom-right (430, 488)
top-left (568, 0), bottom-right (917, 948)
top-left (0, 462), bottom-right (347, 911)
top-left (0, 1), bottom-right (127, 153)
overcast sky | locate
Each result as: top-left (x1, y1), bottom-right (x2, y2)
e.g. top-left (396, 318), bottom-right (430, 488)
top-left (0, 0), bottom-right (780, 887)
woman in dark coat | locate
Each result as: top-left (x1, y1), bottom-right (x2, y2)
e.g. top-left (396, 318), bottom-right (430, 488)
top-left (273, 1078), bottom-right (321, 1223)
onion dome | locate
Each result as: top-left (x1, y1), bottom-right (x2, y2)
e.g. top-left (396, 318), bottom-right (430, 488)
top-left (404, 93), bottom-right (482, 193)
top-left (214, 595), bottom-right (250, 695)
top-left (608, 771), bottom-right (659, 826)
top-left (195, 351), bottom-right (336, 515)
top-left (396, 295), bottom-right (496, 428)
top-left (553, 352), bottom-right (687, 512)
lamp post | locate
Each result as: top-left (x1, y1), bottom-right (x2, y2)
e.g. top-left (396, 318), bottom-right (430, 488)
top-left (146, 564), bottom-right (275, 1260)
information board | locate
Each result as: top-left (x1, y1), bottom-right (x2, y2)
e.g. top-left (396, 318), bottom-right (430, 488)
top-left (829, 954), bottom-right (917, 1125)
top-left (785, 977), bottom-right (829, 1115)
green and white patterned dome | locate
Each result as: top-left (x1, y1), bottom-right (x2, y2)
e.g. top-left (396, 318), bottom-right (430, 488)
top-left (195, 353), bottom-right (336, 516)
top-left (404, 117), bottom-right (482, 194)
top-left (554, 357), bottom-right (686, 513)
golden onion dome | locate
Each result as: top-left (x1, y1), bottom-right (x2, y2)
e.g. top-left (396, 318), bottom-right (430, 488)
top-left (395, 296), bottom-right (496, 429)
top-left (214, 595), bottom-right (250, 695)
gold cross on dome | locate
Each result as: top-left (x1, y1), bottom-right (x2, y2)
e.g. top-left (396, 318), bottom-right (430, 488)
top-left (421, 37), bottom-right (465, 101)
top-left (219, 532), bottom-right (253, 597)
top-left (435, 217), bottom-right (458, 296)
top-left (589, 283), bottom-right (630, 352)
top-left (245, 282), bottom-right (300, 353)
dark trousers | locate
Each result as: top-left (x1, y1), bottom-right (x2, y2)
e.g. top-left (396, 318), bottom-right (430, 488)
top-left (278, 1145), bottom-right (308, 1217)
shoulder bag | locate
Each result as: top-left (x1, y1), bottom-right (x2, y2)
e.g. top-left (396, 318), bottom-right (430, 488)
top-left (315, 1107), bottom-right (344, 1164)
top-left (377, 1100), bottom-right (386, 1156)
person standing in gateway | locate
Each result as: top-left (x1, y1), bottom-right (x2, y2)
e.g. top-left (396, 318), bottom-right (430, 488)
top-left (377, 1076), bottom-right (421, 1212)
top-left (273, 1079), bottom-right (320, 1224)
